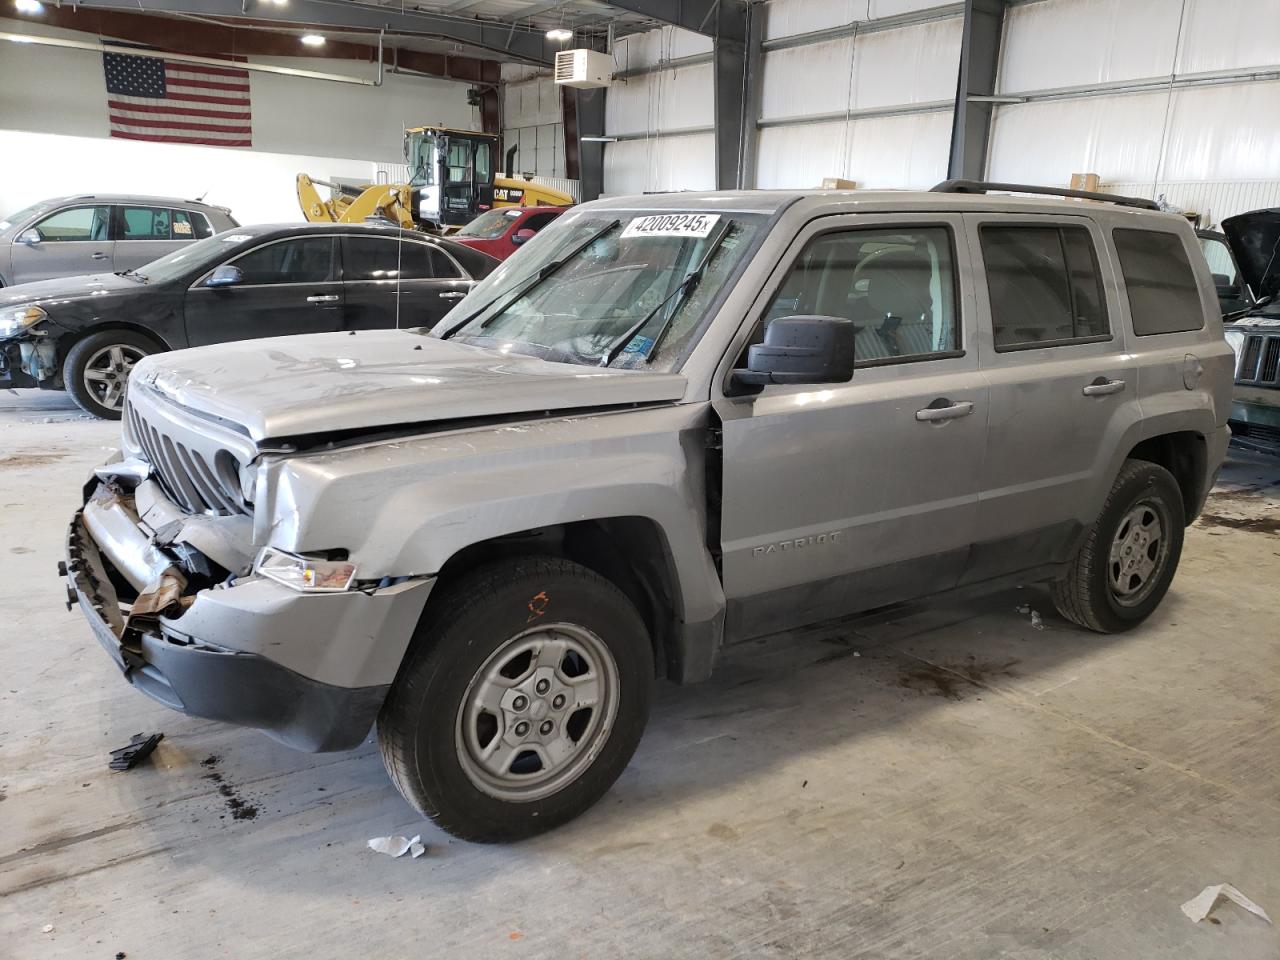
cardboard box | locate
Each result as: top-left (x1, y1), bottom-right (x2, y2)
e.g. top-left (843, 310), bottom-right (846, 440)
top-left (821, 177), bottom-right (858, 190)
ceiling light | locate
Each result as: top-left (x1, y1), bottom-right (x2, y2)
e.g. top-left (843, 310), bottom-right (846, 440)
top-left (14, 0), bottom-right (45, 14)
top-left (545, 27), bottom-right (573, 42)
top-left (267, 0), bottom-right (288, 5)
top-left (300, 34), bottom-right (326, 46)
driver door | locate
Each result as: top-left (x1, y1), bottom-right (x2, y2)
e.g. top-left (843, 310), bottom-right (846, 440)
top-left (712, 213), bottom-right (988, 640)
top-left (183, 235), bottom-right (342, 346)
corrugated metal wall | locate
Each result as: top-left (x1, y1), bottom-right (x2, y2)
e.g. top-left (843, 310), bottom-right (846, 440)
top-left (588, 0), bottom-right (1280, 211)
top-left (602, 27), bottom-right (716, 194)
top-left (987, 0), bottom-right (1280, 226)
top-left (502, 69), bottom-right (567, 180)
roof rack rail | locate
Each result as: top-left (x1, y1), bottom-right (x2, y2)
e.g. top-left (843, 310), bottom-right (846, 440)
top-left (930, 179), bottom-right (1160, 211)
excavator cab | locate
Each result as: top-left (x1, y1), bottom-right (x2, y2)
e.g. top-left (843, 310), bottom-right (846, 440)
top-left (405, 126), bottom-right (497, 230)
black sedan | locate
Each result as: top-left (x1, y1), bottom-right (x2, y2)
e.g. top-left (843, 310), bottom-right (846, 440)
top-left (0, 223), bottom-right (497, 418)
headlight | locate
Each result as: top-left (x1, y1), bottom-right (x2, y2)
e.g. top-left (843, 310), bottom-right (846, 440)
top-left (1224, 327), bottom-right (1246, 370)
top-left (0, 305), bottom-right (47, 338)
top-left (255, 547), bottom-right (357, 593)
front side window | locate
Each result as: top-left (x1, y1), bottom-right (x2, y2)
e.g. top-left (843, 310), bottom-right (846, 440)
top-left (231, 237), bottom-right (333, 285)
top-left (30, 205), bottom-right (111, 242)
top-left (343, 237), bottom-right (456, 281)
top-left (1199, 234), bottom-right (1238, 288)
top-left (762, 226), bottom-right (959, 365)
top-left (981, 225), bottom-right (1109, 349)
top-left (438, 211), bottom-right (764, 370)
top-left (1114, 228), bottom-right (1206, 335)
top-left (119, 206), bottom-right (172, 241)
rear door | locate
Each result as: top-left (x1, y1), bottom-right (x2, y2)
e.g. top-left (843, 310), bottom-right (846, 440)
top-left (113, 205), bottom-right (184, 272)
top-left (340, 235), bottom-right (473, 330)
top-left (714, 213), bottom-right (988, 639)
top-left (183, 234), bottom-right (342, 346)
top-left (961, 214), bottom-right (1137, 583)
top-left (8, 204), bottom-right (113, 283)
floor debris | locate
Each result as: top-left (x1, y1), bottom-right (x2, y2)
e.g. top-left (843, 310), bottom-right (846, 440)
top-left (1181, 883), bottom-right (1272, 924)
top-left (108, 733), bottom-right (164, 771)
top-left (41, 924), bottom-right (53, 934)
top-left (368, 835), bottom-right (426, 858)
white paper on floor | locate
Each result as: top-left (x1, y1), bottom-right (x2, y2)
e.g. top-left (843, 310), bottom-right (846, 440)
top-left (368, 834), bottom-right (426, 859)
top-left (1181, 883), bottom-right (1272, 924)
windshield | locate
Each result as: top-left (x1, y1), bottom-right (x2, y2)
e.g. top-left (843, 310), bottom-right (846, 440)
top-left (133, 230), bottom-right (257, 283)
top-left (406, 131), bottom-right (437, 187)
top-left (0, 200), bottom-right (55, 233)
top-left (433, 210), bottom-right (764, 371)
top-left (456, 208), bottom-right (521, 239)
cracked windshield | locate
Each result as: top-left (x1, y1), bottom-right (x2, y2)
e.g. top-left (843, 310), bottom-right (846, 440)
top-left (433, 210), bottom-right (764, 370)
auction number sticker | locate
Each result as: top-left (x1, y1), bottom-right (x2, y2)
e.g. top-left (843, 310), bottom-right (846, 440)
top-left (621, 213), bottom-right (720, 239)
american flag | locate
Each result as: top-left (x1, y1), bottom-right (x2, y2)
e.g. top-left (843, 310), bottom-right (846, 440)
top-left (103, 51), bottom-right (253, 148)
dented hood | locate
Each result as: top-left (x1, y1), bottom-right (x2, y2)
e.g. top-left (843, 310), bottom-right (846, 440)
top-left (132, 330), bottom-right (688, 443)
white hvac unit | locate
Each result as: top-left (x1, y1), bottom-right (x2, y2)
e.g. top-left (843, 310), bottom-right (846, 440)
top-left (554, 49), bottom-right (613, 89)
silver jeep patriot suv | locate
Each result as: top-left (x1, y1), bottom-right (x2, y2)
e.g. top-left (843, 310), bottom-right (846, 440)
top-left (64, 181), bottom-right (1233, 841)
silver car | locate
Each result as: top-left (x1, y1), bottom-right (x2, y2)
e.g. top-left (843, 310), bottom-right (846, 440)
top-left (63, 182), bottom-right (1233, 843)
top-left (0, 195), bottom-right (238, 286)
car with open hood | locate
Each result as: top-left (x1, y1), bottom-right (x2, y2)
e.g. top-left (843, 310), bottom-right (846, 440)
top-left (62, 183), bottom-right (1232, 842)
top-left (0, 222), bottom-right (496, 418)
top-left (1203, 208), bottom-right (1280, 454)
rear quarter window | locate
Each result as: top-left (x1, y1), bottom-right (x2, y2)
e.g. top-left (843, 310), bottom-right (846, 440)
top-left (1112, 228), bottom-right (1205, 335)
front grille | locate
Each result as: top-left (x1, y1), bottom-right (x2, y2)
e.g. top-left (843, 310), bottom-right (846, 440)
top-left (126, 401), bottom-right (248, 516)
top-left (1231, 421), bottom-right (1280, 450)
top-left (1238, 333), bottom-right (1280, 386)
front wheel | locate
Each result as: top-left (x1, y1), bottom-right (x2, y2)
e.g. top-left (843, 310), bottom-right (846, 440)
top-left (63, 330), bottom-right (157, 419)
top-left (378, 557), bottom-right (654, 842)
top-left (1052, 459), bottom-right (1186, 633)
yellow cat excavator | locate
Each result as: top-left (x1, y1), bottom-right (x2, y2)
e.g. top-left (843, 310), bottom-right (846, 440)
top-left (297, 125), bottom-right (574, 232)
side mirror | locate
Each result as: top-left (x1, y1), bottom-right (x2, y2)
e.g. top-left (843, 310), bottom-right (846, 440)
top-left (16, 228), bottom-right (41, 245)
top-left (511, 228), bottom-right (537, 246)
top-left (737, 317), bottom-right (855, 389)
top-left (732, 315), bottom-right (856, 388)
top-left (205, 264), bottom-right (243, 288)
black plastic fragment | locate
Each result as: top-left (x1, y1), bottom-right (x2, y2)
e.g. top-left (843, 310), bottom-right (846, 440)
top-left (108, 733), bottom-right (164, 771)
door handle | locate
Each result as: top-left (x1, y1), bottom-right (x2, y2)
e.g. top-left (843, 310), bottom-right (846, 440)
top-left (1082, 378), bottom-right (1126, 397)
top-left (438, 291), bottom-right (466, 300)
top-left (91, 253), bottom-right (109, 260)
top-left (306, 294), bottom-right (340, 303)
top-left (915, 399), bottom-right (974, 422)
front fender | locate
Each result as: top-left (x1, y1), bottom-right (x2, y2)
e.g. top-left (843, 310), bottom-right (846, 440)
top-left (261, 404), bottom-right (723, 626)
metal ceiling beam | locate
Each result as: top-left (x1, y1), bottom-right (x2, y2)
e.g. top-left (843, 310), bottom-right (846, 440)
top-left (948, 0), bottom-right (1007, 179)
top-left (596, 0), bottom-right (747, 42)
top-left (66, 0), bottom-right (558, 64)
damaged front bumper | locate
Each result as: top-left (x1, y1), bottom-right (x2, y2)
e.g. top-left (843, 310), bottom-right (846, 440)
top-left (64, 473), bottom-right (435, 752)
top-left (0, 336), bottom-right (59, 389)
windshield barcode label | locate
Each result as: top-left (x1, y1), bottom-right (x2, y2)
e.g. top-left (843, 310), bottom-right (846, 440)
top-left (621, 214), bottom-right (720, 239)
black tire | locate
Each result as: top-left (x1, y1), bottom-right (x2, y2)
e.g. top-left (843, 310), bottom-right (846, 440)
top-left (63, 329), bottom-right (159, 420)
top-left (378, 557), bottom-right (654, 842)
top-left (1052, 459), bottom-right (1186, 633)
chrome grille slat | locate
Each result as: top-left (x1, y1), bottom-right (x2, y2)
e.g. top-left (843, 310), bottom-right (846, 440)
top-left (1241, 335), bottom-right (1263, 380)
top-left (1261, 337), bottom-right (1280, 384)
top-left (125, 396), bottom-right (248, 516)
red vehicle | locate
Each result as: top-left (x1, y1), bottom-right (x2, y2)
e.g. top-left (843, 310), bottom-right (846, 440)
top-left (450, 206), bottom-right (565, 261)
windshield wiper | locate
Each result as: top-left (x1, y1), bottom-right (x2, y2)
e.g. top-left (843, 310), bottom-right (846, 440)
top-left (441, 218), bottom-right (621, 339)
top-left (599, 219), bottom-right (733, 367)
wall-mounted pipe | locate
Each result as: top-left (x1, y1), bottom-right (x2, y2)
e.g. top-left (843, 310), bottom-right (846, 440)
top-left (0, 29), bottom-right (384, 86)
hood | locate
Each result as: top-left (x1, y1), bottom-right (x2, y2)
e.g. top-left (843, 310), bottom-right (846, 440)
top-left (1222, 208), bottom-right (1280, 301)
top-left (134, 329), bottom-right (688, 443)
top-left (0, 272), bottom-right (140, 308)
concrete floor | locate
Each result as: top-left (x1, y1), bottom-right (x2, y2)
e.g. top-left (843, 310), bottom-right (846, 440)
top-left (1, 389), bottom-right (1277, 959)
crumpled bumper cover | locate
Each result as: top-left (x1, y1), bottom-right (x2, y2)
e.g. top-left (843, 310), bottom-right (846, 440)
top-left (65, 500), bottom-right (434, 752)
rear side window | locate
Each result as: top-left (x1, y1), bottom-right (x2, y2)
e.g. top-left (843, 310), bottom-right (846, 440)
top-left (980, 225), bottom-right (1109, 349)
top-left (119, 206), bottom-right (172, 240)
top-left (185, 211), bottom-right (215, 239)
top-left (1113, 228), bottom-right (1205, 335)
top-left (343, 237), bottom-right (458, 280)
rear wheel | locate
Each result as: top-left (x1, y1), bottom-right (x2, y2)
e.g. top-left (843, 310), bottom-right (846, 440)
top-left (378, 557), bottom-right (653, 842)
top-left (1052, 459), bottom-right (1185, 633)
top-left (64, 330), bottom-right (158, 419)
